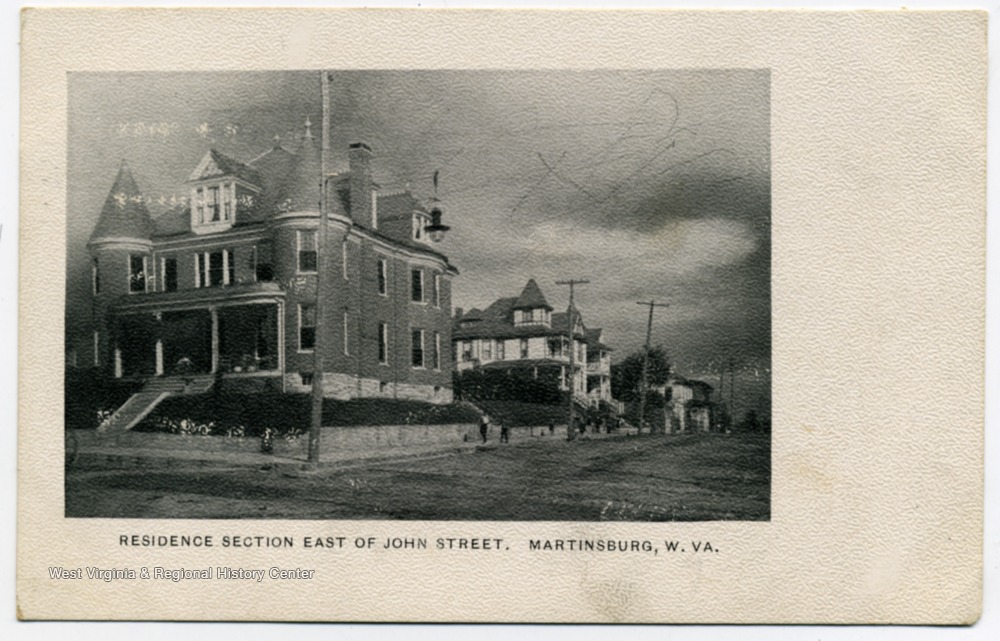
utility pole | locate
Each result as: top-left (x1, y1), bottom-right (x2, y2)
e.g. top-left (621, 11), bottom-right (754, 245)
top-left (636, 300), bottom-right (669, 434)
top-left (308, 71), bottom-right (332, 464)
top-left (730, 357), bottom-right (737, 427)
top-left (555, 279), bottom-right (589, 441)
top-left (717, 358), bottom-right (726, 431)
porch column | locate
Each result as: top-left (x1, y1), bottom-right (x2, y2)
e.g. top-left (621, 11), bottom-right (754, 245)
top-left (114, 343), bottom-right (122, 378)
top-left (210, 307), bottom-right (219, 373)
top-left (154, 312), bottom-right (164, 376)
top-left (277, 301), bottom-right (285, 392)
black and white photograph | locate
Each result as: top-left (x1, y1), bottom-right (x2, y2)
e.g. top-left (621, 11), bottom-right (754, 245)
top-left (62, 69), bottom-right (772, 521)
top-left (13, 3), bottom-right (991, 627)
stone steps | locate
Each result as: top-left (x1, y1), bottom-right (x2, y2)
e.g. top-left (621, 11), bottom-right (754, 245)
top-left (97, 376), bottom-right (216, 433)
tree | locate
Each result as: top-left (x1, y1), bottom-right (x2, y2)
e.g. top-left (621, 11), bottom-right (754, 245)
top-left (610, 345), bottom-right (671, 402)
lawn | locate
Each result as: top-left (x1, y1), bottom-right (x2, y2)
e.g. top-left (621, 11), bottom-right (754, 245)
top-left (66, 432), bottom-right (770, 521)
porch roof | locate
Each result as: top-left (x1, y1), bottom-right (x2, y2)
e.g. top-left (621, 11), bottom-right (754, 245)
top-left (112, 282), bottom-right (285, 313)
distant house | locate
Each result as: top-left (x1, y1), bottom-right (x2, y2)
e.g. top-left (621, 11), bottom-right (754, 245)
top-left (452, 279), bottom-right (615, 408)
top-left (74, 118), bottom-right (458, 433)
top-left (666, 376), bottom-right (715, 432)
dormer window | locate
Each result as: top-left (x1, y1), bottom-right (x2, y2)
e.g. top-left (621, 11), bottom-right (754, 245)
top-left (192, 181), bottom-right (243, 231)
top-left (412, 213), bottom-right (428, 242)
top-left (188, 150), bottom-right (261, 234)
top-left (514, 307), bottom-right (551, 327)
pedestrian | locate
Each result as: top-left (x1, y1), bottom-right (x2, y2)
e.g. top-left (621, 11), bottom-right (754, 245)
top-left (260, 426), bottom-right (274, 454)
top-left (479, 414), bottom-right (490, 443)
top-left (500, 422), bottom-right (510, 443)
top-left (548, 421), bottom-right (555, 436)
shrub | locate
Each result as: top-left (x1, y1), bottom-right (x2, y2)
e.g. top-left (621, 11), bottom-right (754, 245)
top-left (133, 393), bottom-right (480, 438)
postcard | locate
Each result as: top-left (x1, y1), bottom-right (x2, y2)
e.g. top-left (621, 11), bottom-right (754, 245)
top-left (18, 8), bottom-right (985, 623)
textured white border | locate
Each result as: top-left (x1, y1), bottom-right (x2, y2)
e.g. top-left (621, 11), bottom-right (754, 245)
top-left (8, 1), bottom-right (998, 639)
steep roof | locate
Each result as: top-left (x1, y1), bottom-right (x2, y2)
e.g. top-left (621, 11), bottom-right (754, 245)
top-left (280, 133), bottom-right (323, 214)
top-left (377, 191), bottom-right (429, 219)
top-left (513, 278), bottom-right (552, 310)
top-left (188, 148), bottom-right (262, 186)
top-left (245, 144), bottom-right (297, 223)
top-left (585, 328), bottom-right (612, 351)
top-left (152, 204), bottom-right (191, 237)
top-left (90, 159), bottom-right (155, 243)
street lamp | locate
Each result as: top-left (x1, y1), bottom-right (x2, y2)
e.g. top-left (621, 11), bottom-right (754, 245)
top-left (423, 169), bottom-right (450, 243)
top-left (424, 205), bottom-right (450, 242)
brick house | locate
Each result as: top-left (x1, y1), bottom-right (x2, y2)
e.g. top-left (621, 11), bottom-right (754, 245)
top-left (79, 120), bottom-right (458, 427)
top-left (452, 278), bottom-right (615, 408)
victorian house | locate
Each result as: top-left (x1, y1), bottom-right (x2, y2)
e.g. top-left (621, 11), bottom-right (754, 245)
top-left (452, 279), bottom-right (615, 408)
top-left (80, 120), bottom-right (457, 430)
top-left (665, 376), bottom-right (715, 432)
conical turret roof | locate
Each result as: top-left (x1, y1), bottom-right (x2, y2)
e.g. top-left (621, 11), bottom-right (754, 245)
top-left (282, 118), bottom-right (322, 213)
top-left (89, 159), bottom-right (154, 244)
top-left (513, 278), bottom-right (552, 310)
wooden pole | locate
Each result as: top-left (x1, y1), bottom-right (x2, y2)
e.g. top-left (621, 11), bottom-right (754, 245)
top-left (308, 71), bottom-right (331, 464)
top-left (636, 300), bottom-right (669, 434)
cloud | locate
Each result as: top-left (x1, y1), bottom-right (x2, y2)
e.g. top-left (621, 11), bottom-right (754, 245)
top-left (519, 218), bottom-right (757, 276)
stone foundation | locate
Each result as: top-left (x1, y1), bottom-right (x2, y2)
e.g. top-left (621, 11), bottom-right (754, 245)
top-left (282, 373), bottom-right (453, 404)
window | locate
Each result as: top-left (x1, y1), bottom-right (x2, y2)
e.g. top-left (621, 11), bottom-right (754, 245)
top-left (411, 269), bottom-right (424, 302)
top-left (196, 187), bottom-right (205, 223)
top-left (482, 339), bottom-right (492, 361)
top-left (207, 186), bottom-right (220, 221)
top-left (195, 250), bottom-right (232, 288)
top-left (377, 258), bottom-right (387, 295)
top-left (432, 273), bottom-right (441, 307)
top-left (411, 329), bottom-right (425, 368)
top-left (92, 258), bottom-right (100, 295)
top-left (520, 338), bottom-right (529, 359)
top-left (208, 252), bottom-right (224, 287)
top-left (432, 332), bottom-right (441, 370)
top-left (162, 257), bottom-right (178, 292)
top-left (342, 312), bottom-right (349, 355)
top-left (298, 230), bottom-right (317, 272)
top-left (496, 340), bottom-right (505, 361)
top-left (378, 322), bottom-right (389, 364)
top-left (412, 213), bottom-right (424, 240)
top-left (129, 254), bottom-right (146, 293)
top-left (222, 183), bottom-right (232, 220)
top-left (462, 341), bottom-right (473, 362)
top-left (298, 305), bottom-right (316, 351)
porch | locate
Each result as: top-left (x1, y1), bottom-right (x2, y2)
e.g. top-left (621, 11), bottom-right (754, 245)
top-left (111, 296), bottom-right (285, 380)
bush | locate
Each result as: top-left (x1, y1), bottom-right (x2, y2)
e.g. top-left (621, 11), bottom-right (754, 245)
top-left (133, 393), bottom-right (480, 438)
top-left (453, 368), bottom-right (564, 405)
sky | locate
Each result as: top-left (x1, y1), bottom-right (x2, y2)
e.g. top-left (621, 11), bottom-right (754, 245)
top-left (67, 69), bottom-right (770, 419)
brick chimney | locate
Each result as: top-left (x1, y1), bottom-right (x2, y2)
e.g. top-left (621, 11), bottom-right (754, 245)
top-left (348, 142), bottom-right (373, 228)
